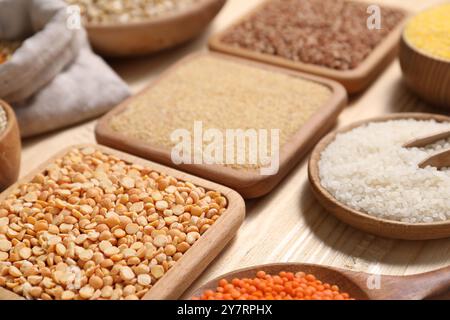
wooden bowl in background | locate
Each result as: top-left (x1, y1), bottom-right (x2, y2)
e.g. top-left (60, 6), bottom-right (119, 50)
top-left (308, 113), bottom-right (450, 241)
top-left (0, 100), bottom-right (21, 191)
top-left (399, 34), bottom-right (450, 109)
top-left (86, 0), bottom-right (227, 57)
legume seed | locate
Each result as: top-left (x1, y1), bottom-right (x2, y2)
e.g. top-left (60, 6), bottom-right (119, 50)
top-left (55, 243), bottom-right (66, 256)
top-left (34, 221), bottom-right (48, 232)
top-left (137, 274), bottom-right (151, 286)
top-left (19, 247), bottom-right (32, 259)
top-left (150, 265), bottom-right (164, 279)
top-left (105, 215), bottom-right (120, 228)
top-left (9, 266), bottom-right (22, 277)
top-left (79, 249), bottom-right (94, 261)
top-left (121, 177), bottom-right (135, 189)
top-left (61, 290), bottom-right (75, 300)
top-left (120, 266), bottom-right (135, 281)
top-left (155, 201), bottom-right (168, 211)
top-left (113, 229), bottom-right (126, 238)
top-left (125, 223), bottom-right (139, 235)
top-left (79, 285), bottom-right (95, 299)
top-left (29, 286), bottom-right (43, 298)
top-left (153, 235), bottom-right (167, 248)
top-left (89, 275), bottom-right (103, 290)
top-left (104, 246), bottom-right (120, 257)
top-left (0, 252), bottom-right (8, 261)
top-left (0, 239), bottom-right (12, 251)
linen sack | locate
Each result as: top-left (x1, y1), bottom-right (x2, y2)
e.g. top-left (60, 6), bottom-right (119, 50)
top-left (0, 0), bottom-right (130, 137)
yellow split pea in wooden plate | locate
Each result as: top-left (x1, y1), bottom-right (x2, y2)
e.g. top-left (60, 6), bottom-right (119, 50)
top-left (0, 145), bottom-right (244, 300)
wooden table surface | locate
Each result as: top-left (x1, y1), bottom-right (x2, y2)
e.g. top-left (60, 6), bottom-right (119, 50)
top-left (20, 0), bottom-right (450, 299)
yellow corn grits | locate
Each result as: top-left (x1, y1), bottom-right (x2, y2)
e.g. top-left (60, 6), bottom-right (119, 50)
top-left (404, 3), bottom-right (450, 61)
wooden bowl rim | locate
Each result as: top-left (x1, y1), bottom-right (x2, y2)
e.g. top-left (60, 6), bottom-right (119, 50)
top-left (0, 100), bottom-right (17, 142)
top-left (85, 0), bottom-right (225, 29)
top-left (308, 112), bottom-right (450, 230)
top-left (190, 262), bottom-right (369, 299)
top-left (401, 3), bottom-right (450, 64)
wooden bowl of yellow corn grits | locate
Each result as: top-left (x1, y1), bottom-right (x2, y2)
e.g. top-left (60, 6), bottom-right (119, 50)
top-left (399, 3), bottom-right (450, 109)
top-left (81, 0), bottom-right (227, 57)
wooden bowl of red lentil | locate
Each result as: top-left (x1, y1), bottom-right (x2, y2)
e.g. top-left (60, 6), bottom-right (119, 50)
top-left (0, 100), bottom-right (21, 192)
top-left (191, 263), bottom-right (450, 300)
top-left (191, 263), bottom-right (366, 300)
top-left (77, 0), bottom-right (227, 57)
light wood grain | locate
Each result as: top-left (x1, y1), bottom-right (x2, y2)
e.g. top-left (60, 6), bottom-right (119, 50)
top-left (209, 0), bottom-right (409, 94)
top-left (86, 0), bottom-right (226, 57)
top-left (308, 113), bottom-right (450, 240)
top-left (15, 0), bottom-right (450, 300)
top-left (0, 100), bottom-right (21, 191)
top-left (96, 52), bottom-right (347, 199)
top-left (0, 144), bottom-right (245, 300)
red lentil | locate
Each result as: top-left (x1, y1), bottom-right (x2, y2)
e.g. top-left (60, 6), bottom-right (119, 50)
top-left (193, 271), bottom-right (354, 300)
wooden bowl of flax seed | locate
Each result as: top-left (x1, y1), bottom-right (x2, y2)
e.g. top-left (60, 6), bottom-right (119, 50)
top-left (0, 100), bottom-right (21, 191)
top-left (66, 0), bottom-right (227, 57)
top-left (208, 0), bottom-right (408, 94)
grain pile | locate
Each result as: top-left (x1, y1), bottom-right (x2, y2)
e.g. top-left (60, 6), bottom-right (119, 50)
top-left (404, 3), bottom-right (450, 61)
top-left (109, 55), bottom-right (332, 169)
top-left (319, 119), bottom-right (450, 224)
top-left (0, 106), bottom-right (7, 134)
top-left (65, 0), bottom-right (201, 24)
top-left (0, 147), bottom-right (227, 300)
top-left (193, 270), bottom-right (354, 300)
top-left (0, 41), bottom-right (21, 64)
top-left (220, 0), bottom-right (405, 70)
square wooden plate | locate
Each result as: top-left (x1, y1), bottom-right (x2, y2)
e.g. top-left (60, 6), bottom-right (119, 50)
top-left (0, 144), bottom-right (245, 300)
top-left (208, 0), bottom-right (409, 94)
top-left (96, 52), bottom-right (347, 199)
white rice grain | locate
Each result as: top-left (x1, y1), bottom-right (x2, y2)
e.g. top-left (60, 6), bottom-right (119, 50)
top-left (319, 119), bottom-right (450, 224)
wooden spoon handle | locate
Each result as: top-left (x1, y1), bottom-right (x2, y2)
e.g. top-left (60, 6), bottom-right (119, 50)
top-left (396, 266), bottom-right (450, 300)
top-left (419, 149), bottom-right (450, 169)
top-left (403, 130), bottom-right (450, 148)
top-left (364, 266), bottom-right (450, 300)
top-left (340, 266), bottom-right (450, 300)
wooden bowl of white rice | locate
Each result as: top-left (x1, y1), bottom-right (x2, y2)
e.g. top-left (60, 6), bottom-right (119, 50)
top-left (309, 113), bottom-right (450, 240)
